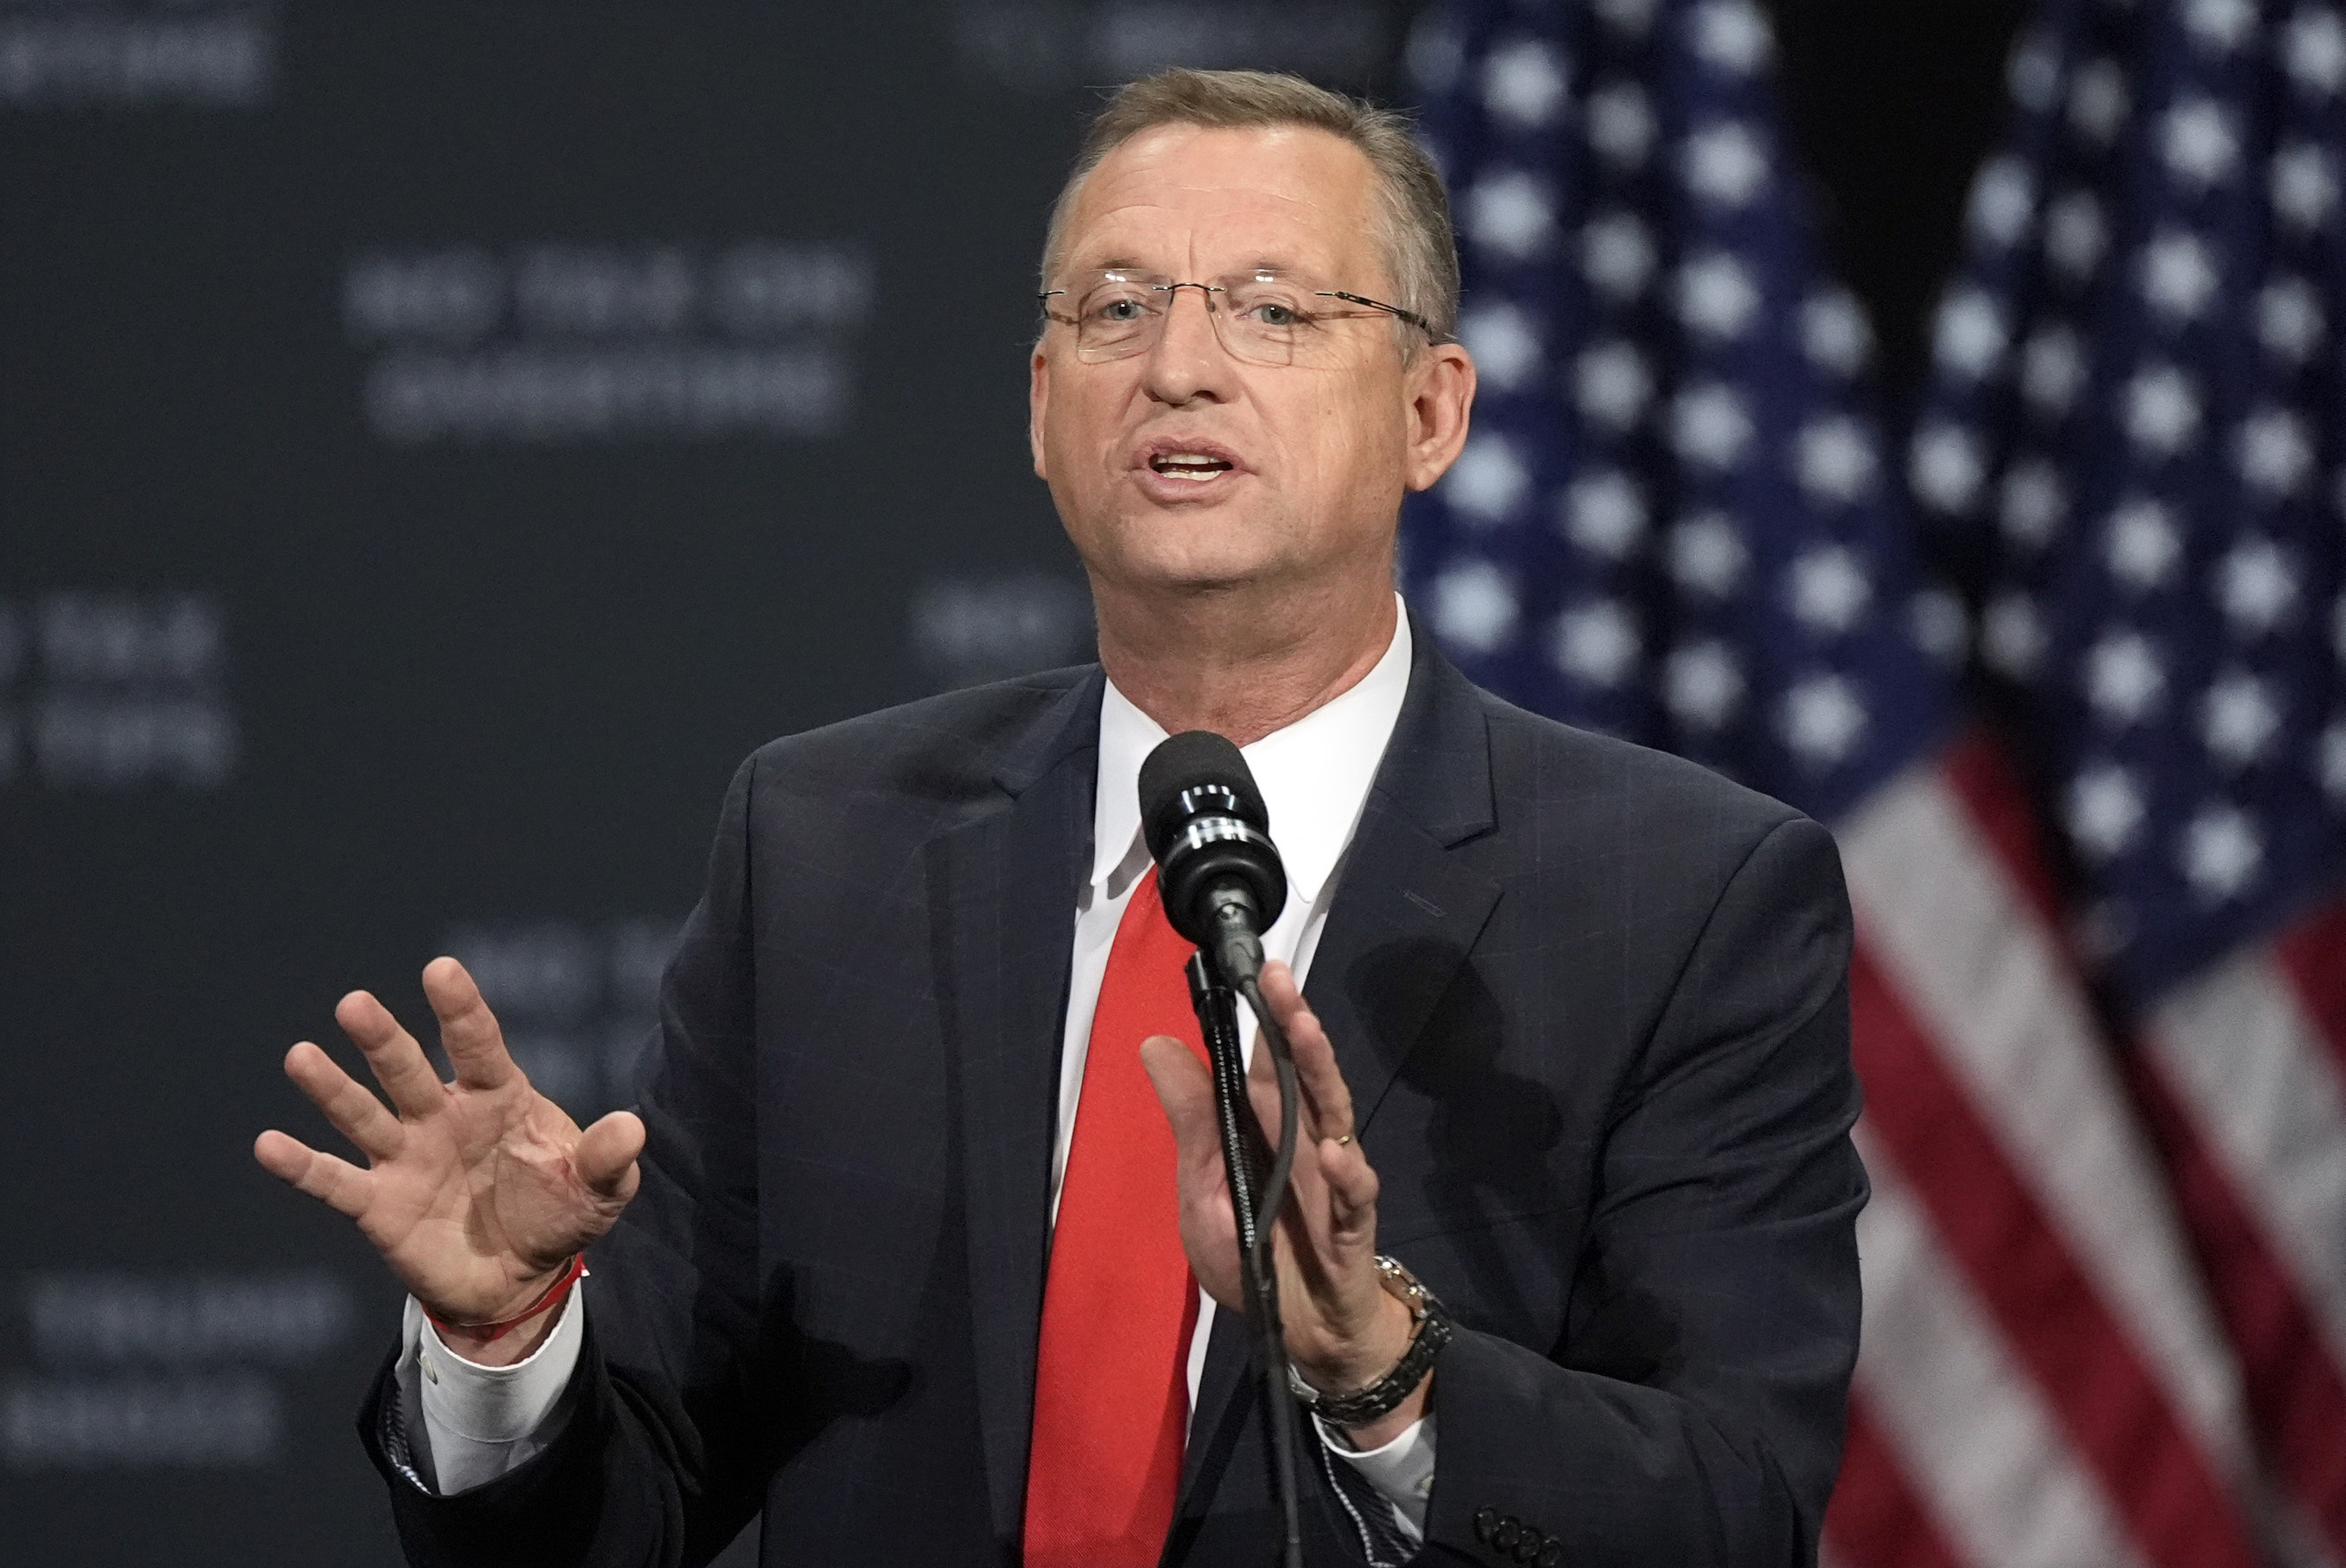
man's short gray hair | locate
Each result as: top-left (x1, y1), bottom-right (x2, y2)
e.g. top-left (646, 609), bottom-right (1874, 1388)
top-left (1040, 69), bottom-right (1461, 348)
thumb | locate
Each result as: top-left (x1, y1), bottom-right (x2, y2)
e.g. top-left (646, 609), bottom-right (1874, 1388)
top-left (1139, 1034), bottom-right (1219, 1172)
top-left (574, 1109), bottom-right (645, 1205)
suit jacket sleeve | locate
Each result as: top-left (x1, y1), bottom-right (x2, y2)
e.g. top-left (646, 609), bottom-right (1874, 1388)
top-left (1416, 814), bottom-right (1865, 1567)
top-left (358, 751), bottom-right (774, 1568)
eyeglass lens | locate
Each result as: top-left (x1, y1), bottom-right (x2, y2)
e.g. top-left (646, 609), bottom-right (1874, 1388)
top-left (1058, 271), bottom-right (1392, 366)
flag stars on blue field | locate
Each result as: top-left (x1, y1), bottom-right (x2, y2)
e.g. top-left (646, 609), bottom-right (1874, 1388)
top-left (1671, 383), bottom-right (1756, 469)
top-left (1678, 252), bottom-right (1763, 339)
top-left (2288, 7), bottom-right (2346, 92)
top-left (1796, 417), bottom-right (1878, 505)
top-left (1935, 289), bottom-right (2009, 381)
top-left (1428, 559), bottom-right (1518, 655)
top-left (1551, 601), bottom-right (1642, 687)
top-left (1665, 642), bottom-right (1745, 729)
top-left (1999, 461), bottom-right (2067, 551)
top-left (1586, 82), bottom-right (1655, 168)
top-left (2069, 60), bottom-right (2131, 146)
top-left (1483, 39), bottom-right (1570, 129)
top-left (2069, 764), bottom-right (2148, 859)
top-left (2202, 673), bottom-right (2283, 769)
top-left (1465, 170), bottom-right (1557, 260)
top-left (1445, 433), bottom-right (1532, 526)
top-left (2124, 365), bottom-right (2203, 455)
top-left (1691, 0), bottom-right (1772, 74)
top-left (2105, 499), bottom-right (2184, 591)
top-left (1670, 514), bottom-right (1749, 596)
top-left (1910, 588), bottom-right (1970, 667)
top-left (1782, 676), bottom-right (1869, 765)
top-left (2009, 27), bottom-right (2063, 115)
top-left (2085, 630), bottom-right (2167, 729)
top-left (1582, 212), bottom-right (1658, 300)
top-left (2182, 805), bottom-right (2263, 903)
top-left (2161, 98), bottom-right (2243, 188)
top-left (2322, 722), bottom-right (2346, 801)
top-left (2046, 191), bottom-right (2112, 280)
top-left (1409, 0), bottom-right (1941, 819)
top-left (1562, 471), bottom-right (1648, 558)
top-left (2186, 0), bottom-right (2259, 53)
top-left (1968, 158), bottom-right (2037, 249)
top-left (2237, 410), bottom-right (2315, 496)
top-left (1788, 548), bottom-right (1874, 635)
top-left (1457, 303), bottom-right (1543, 393)
top-left (1683, 122), bottom-right (1771, 207)
top-left (1982, 591), bottom-right (2048, 677)
top-left (1595, 0), bottom-right (1661, 40)
top-left (2022, 324), bottom-right (2089, 417)
top-left (1913, 423), bottom-right (1988, 513)
top-left (2216, 537), bottom-right (2301, 635)
top-left (2272, 144), bottom-right (2341, 228)
top-left (2256, 278), bottom-right (2324, 360)
top-left (1801, 291), bottom-right (1872, 375)
top-left (1576, 340), bottom-right (1654, 429)
top-left (2141, 231), bottom-right (2222, 323)
top-left (1898, 0), bottom-right (2346, 987)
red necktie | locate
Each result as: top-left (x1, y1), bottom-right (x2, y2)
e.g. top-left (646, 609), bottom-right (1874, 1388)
top-left (1024, 869), bottom-right (1205, 1568)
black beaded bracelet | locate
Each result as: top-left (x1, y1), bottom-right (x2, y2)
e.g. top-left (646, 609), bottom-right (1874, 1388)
top-left (1286, 1255), bottom-right (1453, 1429)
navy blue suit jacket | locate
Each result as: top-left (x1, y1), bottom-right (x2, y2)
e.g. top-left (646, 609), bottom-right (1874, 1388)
top-left (359, 632), bottom-right (1865, 1566)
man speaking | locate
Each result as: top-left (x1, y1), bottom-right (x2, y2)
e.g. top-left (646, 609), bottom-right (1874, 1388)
top-left (255, 69), bottom-right (1864, 1567)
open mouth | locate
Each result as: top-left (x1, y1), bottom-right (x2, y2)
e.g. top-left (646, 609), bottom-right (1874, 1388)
top-left (1148, 452), bottom-right (1236, 482)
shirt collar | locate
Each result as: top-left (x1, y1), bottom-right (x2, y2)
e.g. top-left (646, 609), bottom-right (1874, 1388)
top-left (1091, 599), bottom-right (1413, 906)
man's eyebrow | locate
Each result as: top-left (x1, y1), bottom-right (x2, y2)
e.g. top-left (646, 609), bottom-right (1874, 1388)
top-left (1063, 256), bottom-right (1321, 277)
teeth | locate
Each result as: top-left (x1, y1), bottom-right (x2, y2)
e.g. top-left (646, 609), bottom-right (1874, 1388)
top-left (1151, 451), bottom-right (1232, 478)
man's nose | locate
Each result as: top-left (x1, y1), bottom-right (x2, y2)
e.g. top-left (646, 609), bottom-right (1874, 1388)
top-left (1139, 285), bottom-right (1231, 403)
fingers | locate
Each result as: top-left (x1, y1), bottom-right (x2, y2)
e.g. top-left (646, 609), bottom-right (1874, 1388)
top-left (281, 1040), bottom-right (405, 1161)
top-left (422, 957), bottom-right (518, 1093)
top-left (574, 1110), bottom-right (645, 1203)
top-left (335, 989), bottom-right (445, 1118)
top-left (253, 1129), bottom-right (374, 1219)
top-left (1316, 1133), bottom-right (1380, 1241)
top-left (1140, 1033), bottom-right (1224, 1179)
top-left (1255, 960), bottom-right (1358, 1143)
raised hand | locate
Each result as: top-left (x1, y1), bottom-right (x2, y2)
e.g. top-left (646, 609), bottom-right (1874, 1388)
top-left (254, 956), bottom-right (644, 1365)
top-left (1140, 959), bottom-right (1425, 1446)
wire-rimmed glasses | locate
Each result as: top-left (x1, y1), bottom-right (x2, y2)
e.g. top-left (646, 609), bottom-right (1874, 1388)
top-left (1037, 268), bottom-right (1439, 366)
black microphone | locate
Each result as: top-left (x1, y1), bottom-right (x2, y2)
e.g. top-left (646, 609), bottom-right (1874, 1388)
top-left (1138, 730), bottom-right (1287, 985)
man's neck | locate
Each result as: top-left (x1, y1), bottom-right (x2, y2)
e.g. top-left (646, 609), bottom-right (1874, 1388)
top-left (1092, 574), bottom-right (1399, 748)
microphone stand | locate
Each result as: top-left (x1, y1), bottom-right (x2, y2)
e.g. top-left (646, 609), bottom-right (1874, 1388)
top-left (1186, 951), bottom-right (1306, 1568)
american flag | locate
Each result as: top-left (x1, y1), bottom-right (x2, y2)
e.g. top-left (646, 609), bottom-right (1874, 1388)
top-left (1400, 0), bottom-right (2341, 1563)
top-left (1907, 0), bottom-right (2346, 1560)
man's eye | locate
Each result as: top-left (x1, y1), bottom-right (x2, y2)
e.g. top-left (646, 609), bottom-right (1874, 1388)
top-left (1245, 300), bottom-right (1308, 329)
top-left (1092, 297), bottom-right (1149, 322)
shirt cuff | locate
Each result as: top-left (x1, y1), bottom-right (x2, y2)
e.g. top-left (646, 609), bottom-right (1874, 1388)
top-left (1317, 1410), bottom-right (1436, 1543)
top-left (403, 1283), bottom-right (585, 1495)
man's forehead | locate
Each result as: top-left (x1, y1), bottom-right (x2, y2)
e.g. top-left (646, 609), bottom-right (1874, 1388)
top-left (1060, 123), bottom-right (1381, 277)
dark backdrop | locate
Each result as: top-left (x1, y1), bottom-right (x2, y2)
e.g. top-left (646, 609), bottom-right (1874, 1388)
top-left (0, 4), bottom-right (2013, 1562)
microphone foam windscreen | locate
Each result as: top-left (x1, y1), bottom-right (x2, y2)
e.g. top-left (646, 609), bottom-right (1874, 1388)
top-left (1137, 730), bottom-right (1269, 861)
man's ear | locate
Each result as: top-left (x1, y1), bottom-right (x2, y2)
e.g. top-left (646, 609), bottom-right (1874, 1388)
top-left (1029, 345), bottom-right (1051, 482)
top-left (1402, 342), bottom-right (1476, 494)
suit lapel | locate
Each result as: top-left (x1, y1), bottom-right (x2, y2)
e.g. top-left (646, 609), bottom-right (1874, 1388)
top-left (932, 672), bottom-right (1101, 1544)
top-left (1173, 631), bottom-right (1505, 1532)
top-left (1308, 625), bottom-right (1503, 1137)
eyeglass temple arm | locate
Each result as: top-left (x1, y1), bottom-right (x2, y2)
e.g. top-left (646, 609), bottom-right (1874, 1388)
top-left (1316, 290), bottom-right (1439, 340)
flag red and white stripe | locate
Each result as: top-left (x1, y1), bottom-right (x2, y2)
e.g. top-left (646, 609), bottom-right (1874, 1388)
top-left (1819, 734), bottom-right (2342, 1567)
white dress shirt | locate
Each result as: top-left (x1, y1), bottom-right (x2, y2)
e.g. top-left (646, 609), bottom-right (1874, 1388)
top-left (403, 600), bottom-right (1435, 1541)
